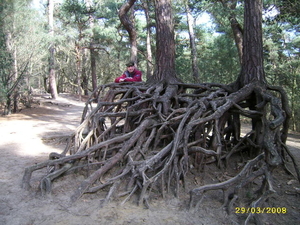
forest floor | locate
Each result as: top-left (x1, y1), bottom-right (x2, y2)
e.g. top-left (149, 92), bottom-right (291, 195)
top-left (0, 93), bottom-right (299, 225)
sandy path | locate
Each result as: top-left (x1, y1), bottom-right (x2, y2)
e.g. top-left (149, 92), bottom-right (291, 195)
top-left (0, 95), bottom-right (223, 225)
top-left (0, 95), bottom-right (84, 224)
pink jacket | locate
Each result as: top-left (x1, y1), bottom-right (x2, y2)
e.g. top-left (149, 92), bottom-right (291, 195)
top-left (115, 69), bottom-right (142, 83)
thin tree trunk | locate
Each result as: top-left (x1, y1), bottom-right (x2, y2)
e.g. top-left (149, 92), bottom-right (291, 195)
top-left (13, 45), bottom-right (17, 81)
top-left (81, 48), bottom-right (88, 96)
top-left (86, 0), bottom-right (97, 95)
top-left (129, 7), bottom-right (137, 64)
top-left (90, 47), bottom-right (97, 93)
top-left (219, 0), bottom-right (243, 65)
top-left (75, 41), bottom-right (82, 101)
top-left (7, 26), bottom-right (19, 113)
top-left (184, 0), bottom-right (200, 83)
top-left (118, 0), bottom-right (138, 65)
top-left (142, 0), bottom-right (153, 79)
top-left (48, 0), bottom-right (58, 99)
top-left (229, 14), bottom-right (243, 65)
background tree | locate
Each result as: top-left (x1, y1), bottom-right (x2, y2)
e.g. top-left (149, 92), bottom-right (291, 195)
top-left (264, 0), bottom-right (300, 131)
top-left (184, 0), bottom-right (200, 82)
top-left (59, 0), bottom-right (91, 99)
top-left (141, 0), bottom-right (154, 79)
top-left (1, 0), bottom-right (46, 114)
top-left (217, 0), bottom-right (244, 64)
top-left (48, 0), bottom-right (58, 99)
top-left (118, 0), bottom-right (138, 65)
top-left (0, 0), bottom-right (13, 114)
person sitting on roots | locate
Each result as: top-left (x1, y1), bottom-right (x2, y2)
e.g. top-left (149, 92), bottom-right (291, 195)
top-left (115, 61), bottom-right (142, 83)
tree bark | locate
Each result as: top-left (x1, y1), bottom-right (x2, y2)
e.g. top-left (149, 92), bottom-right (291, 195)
top-left (118, 0), bottom-right (138, 65)
top-left (229, 14), bottom-right (243, 65)
top-left (90, 47), bottom-right (97, 93)
top-left (238, 0), bottom-right (266, 87)
top-left (152, 0), bottom-right (178, 82)
top-left (86, 0), bottom-right (97, 95)
top-left (6, 22), bottom-right (19, 113)
top-left (75, 41), bottom-right (82, 101)
top-left (184, 0), bottom-right (200, 83)
top-left (48, 0), bottom-right (58, 99)
top-left (81, 48), bottom-right (88, 96)
top-left (219, 0), bottom-right (244, 65)
top-left (142, 0), bottom-right (154, 79)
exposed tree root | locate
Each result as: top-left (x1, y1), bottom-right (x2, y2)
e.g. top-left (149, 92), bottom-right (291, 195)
top-left (22, 81), bottom-right (300, 221)
top-left (189, 153), bottom-right (265, 209)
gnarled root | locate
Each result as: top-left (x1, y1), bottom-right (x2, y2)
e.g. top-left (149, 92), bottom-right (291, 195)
top-left (22, 81), bottom-right (298, 214)
top-left (189, 153), bottom-right (265, 210)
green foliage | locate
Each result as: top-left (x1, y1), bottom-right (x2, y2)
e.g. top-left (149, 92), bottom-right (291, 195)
top-left (0, 0), bottom-right (47, 110)
top-left (198, 33), bottom-right (239, 84)
top-left (0, 1), bottom-right (12, 102)
top-left (175, 36), bottom-right (192, 83)
top-left (0, 0), bottom-right (299, 131)
top-left (175, 0), bottom-right (240, 84)
top-left (0, 32), bottom-right (12, 103)
top-left (263, 12), bottom-right (300, 130)
top-left (275, 0), bottom-right (300, 27)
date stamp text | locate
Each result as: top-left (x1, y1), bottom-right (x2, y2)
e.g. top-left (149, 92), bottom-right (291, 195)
top-left (235, 207), bottom-right (287, 214)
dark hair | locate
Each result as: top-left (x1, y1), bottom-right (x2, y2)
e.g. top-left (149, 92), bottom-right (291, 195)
top-left (126, 61), bottom-right (134, 67)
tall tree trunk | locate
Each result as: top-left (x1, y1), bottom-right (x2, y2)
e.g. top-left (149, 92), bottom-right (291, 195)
top-left (7, 22), bottom-right (19, 113)
top-left (5, 30), bottom-right (14, 114)
top-left (152, 0), bottom-right (177, 82)
top-left (219, 0), bottom-right (244, 65)
top-left (184, 0), bottom-right (200, 83)
top-left (229, 14), bottom-right (243, 65)
top-left (81, 48), bottom-right (88, 96)
top-left (118, 0), bottom-right (138, 65)
top-left (12, 45), bottom-right (18, 112)
top-left (75, 41), bottom-right (82, 101)
top-left (238, 0), bottom-right (266, 87)
top-left (48, 0), bottom-right (58, 99)
top-left (142, 0), bottom-right (153, 79)
top-left (90, 47), bottom-right (97, 93)
top-left (86, 0), bottom-right (97, 95)
top-left (236, 0), bottom-right (266, 160)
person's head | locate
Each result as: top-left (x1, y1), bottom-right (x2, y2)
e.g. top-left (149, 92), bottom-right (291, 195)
top-left (126, 61), bottom-right (135, 73)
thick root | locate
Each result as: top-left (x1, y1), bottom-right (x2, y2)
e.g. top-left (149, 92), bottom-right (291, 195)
top-left (22, 81), bottom-right (299, 217)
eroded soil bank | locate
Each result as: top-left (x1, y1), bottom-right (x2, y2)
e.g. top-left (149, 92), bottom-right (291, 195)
top-left (0, 94), bottom-right (299, 225)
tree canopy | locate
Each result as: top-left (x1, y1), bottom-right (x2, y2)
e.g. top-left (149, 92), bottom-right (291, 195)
top-left (1, 0), bottom-right (299, 127)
